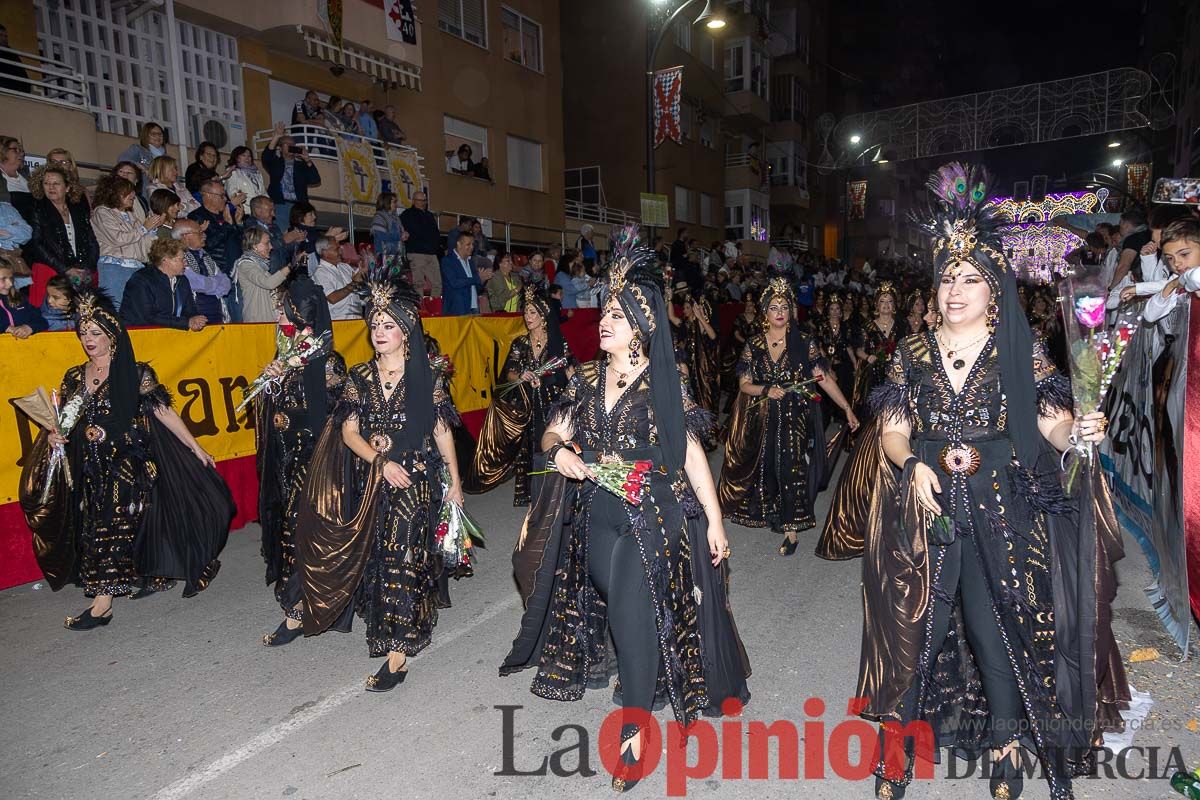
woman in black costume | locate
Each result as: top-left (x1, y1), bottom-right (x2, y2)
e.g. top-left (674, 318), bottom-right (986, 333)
top-left (296, 280), bottom-right (465, 691)
top-left (500, 230), bottom-right (749, 792)
top-left (257, 272), bottom-right (347, 646)
top-left (852, 280), bottom-right (905, 414)
top-left (20, 290), bottom-right (232, 629)
top-left (858, 164), bottom-right (1128, 800)
top-left (469, 287), bottom-right (573, 506)
top-left (718, 277), bottom-right (858, 554)
top-left (811, 290), bottom-right (858, 426)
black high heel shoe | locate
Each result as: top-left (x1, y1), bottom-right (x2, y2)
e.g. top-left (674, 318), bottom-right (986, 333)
top-left (262, 620), bottom-right (304, 647)
top-left (990, 752), bottom-right (1024, 799)
top-left (64, 606), bottom-right (112, 631)
top-left (874, 776), bottom-right (906, 799)
top-left (611, 738), bottom-right (645, 793)
top-left (365, 659), bottom-right (408, 692)
top-left (779, 537), bottom-right (799, 557)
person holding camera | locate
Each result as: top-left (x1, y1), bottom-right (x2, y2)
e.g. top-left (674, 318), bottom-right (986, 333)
top-left (262, 122), bottom-right (322, 230)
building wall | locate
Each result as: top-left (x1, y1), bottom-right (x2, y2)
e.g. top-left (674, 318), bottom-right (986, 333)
top-left (561, 0), bottom-right (725, 242)
top-left (0, 0), bottom-right (566, 244)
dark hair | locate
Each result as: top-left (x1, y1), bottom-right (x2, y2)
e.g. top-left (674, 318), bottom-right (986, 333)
top-left (1120, 207), bottom-right (1147, 227)
top-left (1085, 231), bottom-right (1107, 249)
top-left (1149, 203), bottom-right (1192, 231)
top-left (290, 200), bottom-right (316, 228)
top-left (94, 175), bottom-right (137, 210)
top-left (150, 188), bottom-right (181, 216)
top-left (194, 141), bottom-right (218, 163)
top-left (376, 192), bottom-right (397, 211)
top-left (0, 251), bottom-right (23, 305)
top-left (46, 275), bottom-right (77, 304)
top-left (548, 284), bottom-right (563, 297)
top-left (226, 145), bottom-right (253, 169)
top-left (110, 160), bottom-right (144, 188)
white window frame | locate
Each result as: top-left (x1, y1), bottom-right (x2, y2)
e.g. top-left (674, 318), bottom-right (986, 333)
top-left (34, 0), bottom-right (242, 145)
top-left (506, 134), bottom-right (544, 192)
top-left (565, 166), bottom-right (603, 206)
top-left (723, 41), bottom-right (745, 92)
top-left (675, 185), bottom-right (695, 223)
top-left (444, 114), bottom-right (488, 174)
top-left (501, 5), bottom-right (543, 72)
top-left (438, 0), bottom-right (489, 49)
top-left (701, 192), bottom-right (715, 228)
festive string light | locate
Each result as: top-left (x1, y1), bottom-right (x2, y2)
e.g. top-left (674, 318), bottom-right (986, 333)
top-left (989, 191), bottom-right (1102, 224)
top-left (1000, 222), bottom-right (1083, 284)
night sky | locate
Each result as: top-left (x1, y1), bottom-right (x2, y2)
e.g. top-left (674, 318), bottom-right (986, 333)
top-left (826, 0), bottom-right (1159, 192)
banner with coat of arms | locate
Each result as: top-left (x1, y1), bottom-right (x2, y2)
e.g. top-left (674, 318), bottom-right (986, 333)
top-left (848, 180), bottom-right (868, 221)
top-left (338, 137), bottom-right (381, 209)
top-left (652, 66), bottom-right (684, 148)
top-left (385, 147), bottom-right (425, 208)
top-left (1126, 162), bottom-right (1152, 208)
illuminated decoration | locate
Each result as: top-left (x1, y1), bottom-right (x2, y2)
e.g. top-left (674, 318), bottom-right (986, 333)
top-left (1126, 162), bottom-right (1152, 207)
top-left (989, 190), bottom-right (1104, 223)
top-left (749, 214), bottom-right (769, 242)
top-left (999, 223), bottom-right (1083, 284)
top-left (848, 180), bottom-right (867, 220)
top-left (820, 68), bottom-right (1150, 170)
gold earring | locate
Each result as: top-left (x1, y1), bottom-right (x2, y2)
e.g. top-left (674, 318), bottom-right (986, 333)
top-left (986, 301), bottom-right (999, 333)
top-left (629, 334), bottom-right (641, 366)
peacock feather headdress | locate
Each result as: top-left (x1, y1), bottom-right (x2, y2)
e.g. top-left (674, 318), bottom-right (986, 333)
top-left (911, 162), bottom-right (1008, 289)
top-left (605, 224), bottom-right (664, 334)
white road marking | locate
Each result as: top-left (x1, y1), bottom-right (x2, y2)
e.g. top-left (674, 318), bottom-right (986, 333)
top-left (148, 593), bottom-right (522, 800)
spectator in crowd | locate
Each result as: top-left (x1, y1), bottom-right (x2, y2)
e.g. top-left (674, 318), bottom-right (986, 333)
top-left (1107, 208), bottom-right (1150, 293)
top-left (45, 148), bottom-right (89, 208)
top-left (148, 188), bottom-right (182, 239)
top-left (446, 143), bottom-right (475, 175)
top-left (322, 96), bottom-right (351, 133)
top-left (553, 249), bottom-right (583, 309)
top-left (337, 101), bottom-right (363, 137)
top-left (0, 255), bottom-right (46, 337)
top-left (399, 190), bottom-right (440, 296)
top-left (286, 201), bottom-right (347, 266)
top-left (312, 236), bottom-right (365, 320)
top-left (441, 233), bottom-right (490, 315)
top-left (188, 179), bottom-right (243, 319)
top-left (110, 161), bottom-right (148, 222)
top-left (575, 224), bottom-right (597, 262)
top-left (1144, 218), bottom-right (1200, 324)
top-left (235, 225), bottom-right (291, 323)
top-left (223, 146), bottom-right (265, 216)
top-left (521, 250), bottom-right (548, 292)
top-left (670, 226), bottom-right (688, 271)
top-left (0, 136), bottom-right (32, 218)
top-left (446, 215), bottom-right (475, 256)
top-left (570, 260), bottom-right (594, 307)
top-left (91, 175), bottom-right (163, 309)
top-left (116, 122), bottom-right (166, 188)
top-left (291, 90), bottom-right (325, 127)
top-left (357, 99), bottom-right (379, 140)
top-left (654, 235), bottom-right (669, 263)
top-left (1119, 204), bottom-right (1194, 308)
top-left (473, 157), bottom-right (492, 181)
top-left (0, 25), bottom-right (31, 95)
top-left (262, 122), bottom-right (321, 225)
top-left (247, 195), bottom-right (303, 273)
top-left (377, 105), bottom-right (406, 145)
top-left (120, 238), bottom-right (206, 331)
top-left (0, 195), bottom-right (31, 254)
top-left (27, 165), bottom-right (98, 306)
top-left (471, 218), bottom-right (489, 262)
top-left (725, 269), bottom-right (744, 301)
top-left (486, 252), bottom-right (521, 312)
top-left (40, 274), bottom-right (77, 331)
top-left (185, 142), bottom-right (225, 196)
top-left (146, 155), bottom-right (199, 216)
top-left (173, 218), bottom-right (231, 324)
top-left (370, 191), bottom-right (407, 262)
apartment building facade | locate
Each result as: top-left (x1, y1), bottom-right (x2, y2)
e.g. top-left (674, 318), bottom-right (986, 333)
top-left (0, 0), bottom-right (567, 245)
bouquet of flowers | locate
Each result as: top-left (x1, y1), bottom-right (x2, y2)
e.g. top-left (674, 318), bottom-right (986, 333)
top-left (748, 375), bottom-right (823, 410)
top-left (533, 458), bottom-right (655, 506)
top-left (235, 325), bottom-right (333, 414)
top-left (434, 468), bottom-right (486, 569)
top-left (13, 387), bottom-right (85, 503)
top-left (1059, 269), bottom-right (1137, 493)
top-left (429, 353), bottom-right (454, 381)
top-left (493, 355), bottom-right (571, 397)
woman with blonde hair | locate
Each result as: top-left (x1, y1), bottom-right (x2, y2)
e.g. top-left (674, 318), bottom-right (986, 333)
top-left (147, 155), bottom-right (200, 215)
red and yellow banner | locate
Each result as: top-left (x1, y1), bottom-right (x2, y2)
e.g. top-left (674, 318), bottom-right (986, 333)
top-left (0, 317), bottom-right (525, 504)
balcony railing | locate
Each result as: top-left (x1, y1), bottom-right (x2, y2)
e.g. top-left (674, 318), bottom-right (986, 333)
top-left (564, 199), bottom-right (639, 227)
top-left (251, 124), bottom-right (420, 174)
top-left (0, 45), bottom-right (89, 112)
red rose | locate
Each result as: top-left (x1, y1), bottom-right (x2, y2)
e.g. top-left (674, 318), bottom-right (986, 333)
top-left (281, 324), bottom-right (297, 337)
top-left (1117, 326), bottom-right (1131, 343)
top-left (633, 460), bottom-right (653, 473)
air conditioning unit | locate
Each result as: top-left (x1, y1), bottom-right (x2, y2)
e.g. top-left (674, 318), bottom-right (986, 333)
top-left (192, 115), bottom-right (246, 152)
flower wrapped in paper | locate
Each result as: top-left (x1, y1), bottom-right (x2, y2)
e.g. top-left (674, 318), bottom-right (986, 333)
top-left (533, 458), bottom-right (656, 506)
top-left (12, 387), bottom-right (85, 503)
top-left (236, 327), bottom-right (333, 414)
top-left (493, 355), bottom-right (572, 398)
top-left (435, 468), bottom-right (486, 569)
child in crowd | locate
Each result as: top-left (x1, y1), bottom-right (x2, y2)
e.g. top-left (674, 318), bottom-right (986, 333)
top-left (0, 258), bottom-right (49, 338)
top-left (1144, 217), bottom-right (1200, 324)
top-left (41, 275), bottom-right (78, 331)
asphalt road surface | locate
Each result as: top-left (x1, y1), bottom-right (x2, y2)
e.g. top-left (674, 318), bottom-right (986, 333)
top-left (1, 451), bottom-right (1197, 800)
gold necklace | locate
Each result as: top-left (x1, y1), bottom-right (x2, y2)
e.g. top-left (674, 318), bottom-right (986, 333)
top-left (937, 330), bottom-right (989, 370)
top-left (377, 360), bottom-right (403, 390)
